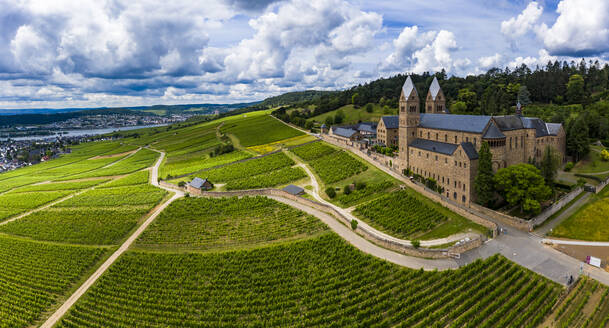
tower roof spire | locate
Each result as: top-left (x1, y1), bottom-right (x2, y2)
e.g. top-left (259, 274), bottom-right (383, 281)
top-left (429, 76), bottom-right (441, 100)
top-left (402, 75), bottom-right (418, 98)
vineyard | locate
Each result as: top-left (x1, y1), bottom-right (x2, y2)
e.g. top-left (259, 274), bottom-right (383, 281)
top-left (55, 184), bottom-right (166, 207)
top-left (220, 114), bottom-right (304, 147)
top-left (354, 190), bottom-right (483, 240)
top-left (176, 152), bottom-right (307, 190)
top-left (97, 170), bottom-right (149, 188)
top-left (290, 142), bottom-right (368, 184)
top-left (136, 196), bottom-right (327, 250)
top-left (0, 235), bottom-right (104, 328)
top-left (0, 206), bottom-right (153, 245)
top-left (57, 148), bottom-right (159, 180)
top-left (544, 277), bottom-right (609, 327)
top-left (58, 233), bottom-right (561, 327)
top-left (0, 190), bottom-right (73, 222)
top-left (160, 150), bottom-right (252, 179)
top-left (8, 179), bottom-right (110, 193)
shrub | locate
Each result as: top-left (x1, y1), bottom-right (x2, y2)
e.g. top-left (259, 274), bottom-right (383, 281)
top-left (178, 181), bottom-right (186, 188)
top-left (325, 187), bottom-right (336, 198)
top-left (411, 240), bottom-right (420, 248)
top-left (351, 219), bottom-right (358, 230)
top-left (354, 181), bottom-right (366, 190)
top-left (601, 149), bottom-right (609, 161)
top-left (343, 185), bottom-right (351, 195)
top-left (564, 162), bottom-right (574, 171)
top-left (365, 103), bottom-right (373, 113)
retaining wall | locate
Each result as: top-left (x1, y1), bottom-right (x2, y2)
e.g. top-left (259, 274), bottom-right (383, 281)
top-left (530, 187), bottom-right (584, 228)
top-left (160, 181), bottom-right (483, 258)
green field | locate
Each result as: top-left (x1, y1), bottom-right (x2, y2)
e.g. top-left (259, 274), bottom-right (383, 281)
top-left (58, 233), bottom-right (560, 328)
top-left (354, 190), bottom-right (485, 240)
top-left (136, 196), bottom-right (327, 251)
top-left (0, 235), bottom-right (104, 327)
top-left (550, 190), bottom-right (609, 241)
top-left (572, 145), bottom-right (609, 175)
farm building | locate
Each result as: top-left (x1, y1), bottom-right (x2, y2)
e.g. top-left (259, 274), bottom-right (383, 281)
top-left (282, 184), bottom-right (305, 196)
top-left (188, 177), bottom-right (213, 193)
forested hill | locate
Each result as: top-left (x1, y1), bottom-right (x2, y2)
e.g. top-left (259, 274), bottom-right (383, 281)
top-left (271, 59), bottom-right (609, 163)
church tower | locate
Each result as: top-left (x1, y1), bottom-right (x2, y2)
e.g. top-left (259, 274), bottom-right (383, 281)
top-left (425, 76), bottom-right (447, 113)
top-left (399, 75), bottom-right (420, 171)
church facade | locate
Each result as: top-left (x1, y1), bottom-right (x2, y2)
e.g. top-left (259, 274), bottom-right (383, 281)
top-left (390, 76), bottom-right (566, 205)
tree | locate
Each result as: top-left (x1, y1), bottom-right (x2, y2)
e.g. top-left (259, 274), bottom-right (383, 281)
top-left (324, 116), bottom-right (334, 126)
top-left (493, 164), bottom-right (552, 214)
top-left (325, 187), bottom-right (336, 198)
top-left (540, 146), bottom-right (559, 189)
top-left (365, 103), bottom-right (373, 113)
top-left (334, 110), bottom-right (345, 124)
top-left (474, 142), bottom-right (495, 206)
top-left (450, 101), bottom-right (467, 113)
top-left (518, 85), bottom-right (531, 105)
top-left (343, 185), bottom-right (351, 195)
top-left (305, 121), bottom-right (314, 131)
top-left (566, 74), bottom-right (585, 104)
top-left (457, 88), bottom-right (478, 112)
top-left (351, 93), bottom-right (360, 107)
top-left (601, 149), bottom-right (609, 161)
top-left (566, 116), bottom-right (589, 161)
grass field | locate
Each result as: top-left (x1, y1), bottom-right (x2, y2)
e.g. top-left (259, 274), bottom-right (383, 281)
top-left (572, 145), bottom-right (609, 175)
top-left (136, 196), bottom-right (327, 251)
top-left (58, 233), bottom-right (561, 328)
top-left (0, 235), bottom-right (104, 327)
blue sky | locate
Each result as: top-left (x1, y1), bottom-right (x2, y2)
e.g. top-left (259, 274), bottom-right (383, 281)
top-left (0, 0), bottom-right (607, 109)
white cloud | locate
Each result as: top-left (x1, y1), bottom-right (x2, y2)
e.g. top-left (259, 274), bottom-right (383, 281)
top-left (381, 27), bottom-right (459, 74)
top-left (478, 53), bottom-right (502, 69)
top-left (537, 0), bottom-right (609, 56)
top-left (500, 2), bottom-right (543, 38)
top-left (508, 49), bottom-right (556, 68)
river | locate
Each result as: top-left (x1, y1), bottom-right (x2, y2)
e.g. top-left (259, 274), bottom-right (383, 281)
top-left (1, 124), bottom-right (167, 141)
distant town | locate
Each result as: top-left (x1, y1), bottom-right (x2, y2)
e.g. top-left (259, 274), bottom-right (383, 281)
top-left (0, 113), bottom-right (196, 173)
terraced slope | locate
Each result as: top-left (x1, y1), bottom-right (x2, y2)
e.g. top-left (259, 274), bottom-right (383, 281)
top-left (58, 233), bottom-right (561, 328)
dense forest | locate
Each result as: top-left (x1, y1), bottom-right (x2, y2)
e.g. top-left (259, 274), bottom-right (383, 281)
top-left (272, 59), bottom-right (609, 162)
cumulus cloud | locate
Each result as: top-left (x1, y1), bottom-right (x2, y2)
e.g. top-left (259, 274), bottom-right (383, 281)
top-left (381, 26), bottom-right (459, 74)
top-left (500, 2), bottom-right (543, 38)
top-left (478, 53), bottom-right (502, 69)
top-left (508, 49), bottom-right (557, 68)
top-left (537, 0), bottom-right (609, 56)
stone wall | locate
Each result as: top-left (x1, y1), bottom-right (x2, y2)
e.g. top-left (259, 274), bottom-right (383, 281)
top-left (322, 134), bottom-right (499, 237)
top-left (530, 187), bottom-right (584, 228)
top-left (161, 180), bottom-right (483, 258)
top-left (469, 203), bottom-right (531, 231)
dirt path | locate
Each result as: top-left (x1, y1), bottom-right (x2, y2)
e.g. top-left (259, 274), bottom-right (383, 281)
top-left (39, 149), bottom-right (184, 328)
top-left (99, 147), bottom-right (141, 169)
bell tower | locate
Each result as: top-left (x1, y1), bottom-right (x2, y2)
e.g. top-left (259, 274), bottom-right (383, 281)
top-left (399, 75), bottom-right (420, 171)
top-left (426, 76), bottom-right (446, 113)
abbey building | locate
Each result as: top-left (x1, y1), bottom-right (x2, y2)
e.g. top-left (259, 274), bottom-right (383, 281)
top-left (390, 76), bottom-right (566, 205)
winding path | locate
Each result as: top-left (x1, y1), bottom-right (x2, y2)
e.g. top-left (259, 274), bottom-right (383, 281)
top-left (40, 149), bottom-right (184, 328)
top-left (293, 161), bottom-right (478, 247)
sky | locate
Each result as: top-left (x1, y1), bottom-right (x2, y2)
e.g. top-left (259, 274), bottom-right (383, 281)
top-left (0, 0), bottom-right (608, 110)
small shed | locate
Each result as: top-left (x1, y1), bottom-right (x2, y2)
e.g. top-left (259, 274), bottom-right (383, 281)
top-left (188, 177), bottom-right (213, 193)
top-left (282, 184), bottom-right (305, 196)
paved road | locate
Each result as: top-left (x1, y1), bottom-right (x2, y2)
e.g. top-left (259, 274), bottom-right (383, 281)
top-left (543, 239), bottom-right (609, 246)
top-left (40, 149), bottom-right (184, 328)
top-left (294, 162), bottom-right (478, 247)
top-left (268, 195), bottom-right (459, 270)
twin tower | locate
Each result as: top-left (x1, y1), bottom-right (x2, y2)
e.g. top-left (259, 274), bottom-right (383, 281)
top-left (398, 76), bottom-right (447, 170)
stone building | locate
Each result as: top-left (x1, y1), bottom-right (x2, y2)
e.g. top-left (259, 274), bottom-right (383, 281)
top-left (376, 116), bottom-right (399, 147)
top-left (393, 75), bottom-right (566, 205)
